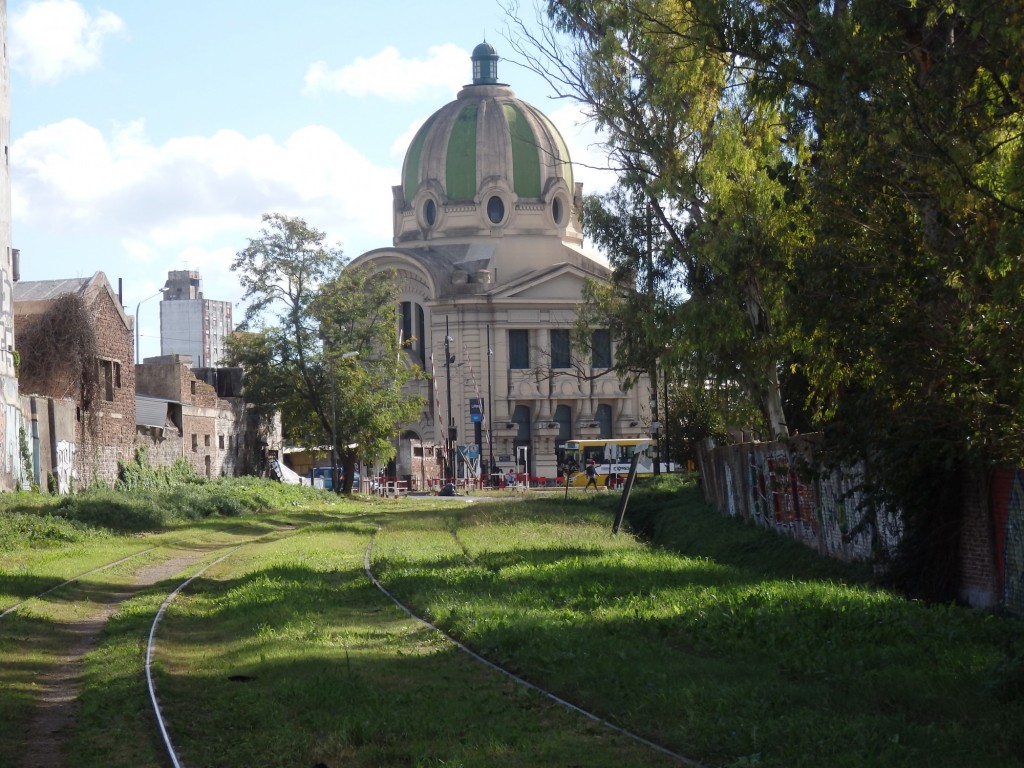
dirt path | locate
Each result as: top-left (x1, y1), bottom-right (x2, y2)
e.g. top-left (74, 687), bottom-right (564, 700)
top-left (21, 550), bottom-right (219, 768)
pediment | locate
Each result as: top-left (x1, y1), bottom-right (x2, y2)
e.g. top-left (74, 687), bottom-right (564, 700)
top-left (491, 263), bottom-right (602, 301)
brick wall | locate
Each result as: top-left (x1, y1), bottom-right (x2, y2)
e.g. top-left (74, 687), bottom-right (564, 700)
top-left (137, 358), bottom-right (251, 478)
top-left (76, 286), bottom-right (135, 487)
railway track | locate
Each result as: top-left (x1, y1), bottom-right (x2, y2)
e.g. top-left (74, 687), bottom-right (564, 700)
top-left (7, 513), bottom-right (694, 767)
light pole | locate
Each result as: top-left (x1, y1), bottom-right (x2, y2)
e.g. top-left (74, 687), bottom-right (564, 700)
top-left (135, 286), bottom-right (168, 364)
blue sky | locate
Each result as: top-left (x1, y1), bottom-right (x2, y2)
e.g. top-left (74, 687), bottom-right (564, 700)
top-left (9, 0), bottom-right (616, 360)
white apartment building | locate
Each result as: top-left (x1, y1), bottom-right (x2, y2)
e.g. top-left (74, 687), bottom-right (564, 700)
top-left (159, 270), bottom-right (232, 368)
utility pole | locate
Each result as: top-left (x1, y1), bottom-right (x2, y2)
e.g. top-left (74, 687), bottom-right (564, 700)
top-left (486, 324), bottom-right (495, 486)
top-left (445, 316), bottom-right (455, 481)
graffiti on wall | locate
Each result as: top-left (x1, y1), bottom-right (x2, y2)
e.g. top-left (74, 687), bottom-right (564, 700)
top-left (815, 467), bottom-right (902, 561)
top-left (748, 450), bottom-right (818, 545)
top-left (0, 401), bottom-right (24, 490)
top-left (991, 469), bottom-right (1024, 616)
top-left (702, 440), bottom-right (903, 564)
top-left (55, 440), bottom-right (76, 495)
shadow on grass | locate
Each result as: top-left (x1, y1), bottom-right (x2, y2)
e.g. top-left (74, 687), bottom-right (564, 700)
top-left (82, 562), bottom-right (684, 768)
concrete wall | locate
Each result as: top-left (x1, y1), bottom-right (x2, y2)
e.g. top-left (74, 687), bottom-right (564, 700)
top-left (696, 438), bottom-right (905, 563)
top-left (20, 395), bottom-right (77, 493)
top-left (0, 0), bottom-right (23, 491)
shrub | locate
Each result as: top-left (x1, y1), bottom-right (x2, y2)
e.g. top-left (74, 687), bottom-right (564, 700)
top-left (57, 488), bottom-right (167, 532)
top-left (116, 448), bottom-right (201, 492)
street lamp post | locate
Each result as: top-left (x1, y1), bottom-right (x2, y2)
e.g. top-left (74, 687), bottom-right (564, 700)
top-left (135, 286), bottom-right (168, 364)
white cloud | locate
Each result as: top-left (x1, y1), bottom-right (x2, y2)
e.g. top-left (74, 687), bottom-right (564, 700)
top-left (303, 44), bottom-right (468, 102)
top-left (546, 102), bottom-right (619, 197)
top-left (390, 117), bottom-right (427, 161)
top-left (9, 0), bottom-right (125, 85)
top-left (11, 118), bottom-right (397, 259)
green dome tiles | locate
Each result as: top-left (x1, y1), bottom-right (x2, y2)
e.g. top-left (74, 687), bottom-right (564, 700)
top-left (446, 102), bottom-right (479, 202)
top-left (400, 45), bottom-right (574, 213)
top-left (537, 109), bottom-right (573, 192)
top-left (504, 103), bottom-right (541, 198)
top-left (403, 112), bottom-right (439, 205)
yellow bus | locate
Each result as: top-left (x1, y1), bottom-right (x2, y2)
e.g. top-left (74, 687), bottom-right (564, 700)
top-left (562, 438), bottom-right (664, 487)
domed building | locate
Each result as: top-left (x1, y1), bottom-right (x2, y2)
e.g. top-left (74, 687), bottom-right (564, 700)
top-left (350, 42), bottom-right (652, 485)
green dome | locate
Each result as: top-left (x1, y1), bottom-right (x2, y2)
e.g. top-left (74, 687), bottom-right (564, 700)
top-left (401, 46), bottom-right (573, 207)
top-left (472, 41), bottom-right (497, 57)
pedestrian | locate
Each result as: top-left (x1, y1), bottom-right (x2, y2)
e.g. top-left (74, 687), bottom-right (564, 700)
top-left (585, 459), bottom-right (599, 491)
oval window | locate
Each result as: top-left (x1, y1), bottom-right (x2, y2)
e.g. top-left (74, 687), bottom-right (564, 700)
top-left (487, 196), bottom-right (505, 224)
top-left (424, 199), bottom-right (437, 227)
top-left (552, 197), bottom-right (563, 225)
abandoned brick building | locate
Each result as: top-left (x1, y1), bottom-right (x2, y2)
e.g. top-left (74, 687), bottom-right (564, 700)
top-left (14, 272), bottom-right (136, 488)
top-left (136, 354), bottom-right (280, 479)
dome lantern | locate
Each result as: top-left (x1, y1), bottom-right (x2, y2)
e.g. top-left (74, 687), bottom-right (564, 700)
top-left (471, 41), bottom-right (499, 85)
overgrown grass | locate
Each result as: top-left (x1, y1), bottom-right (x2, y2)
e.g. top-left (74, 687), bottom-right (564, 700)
top-left (79, 522), bottom-right (679, 768)
top-left (3, 478), bottom-right (1022, 767)
top-left (370, 481), bottom-right (1024, 767)
top-left (0, 477), bottom-right (374, 768)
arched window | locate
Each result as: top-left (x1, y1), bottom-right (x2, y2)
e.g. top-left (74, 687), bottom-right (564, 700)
top-left (399, 301), bottom-right (427, 367)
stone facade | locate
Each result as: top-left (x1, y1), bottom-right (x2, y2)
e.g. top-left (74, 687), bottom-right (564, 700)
top-left (350, 44), bottom-right (654, 485)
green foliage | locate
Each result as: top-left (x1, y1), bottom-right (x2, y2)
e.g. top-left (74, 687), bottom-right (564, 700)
top-left (524, 0), bottom-right (1024, 597)
top-left (665, 383), bottom-right (730, 463)
top-left (115, 447), bottom-right (200, 492)
top-left (227, 213), bottom-right (424, 492)
top-left (57, 488), bottom-right (168, 532)
top-left (17, 426), bottom-right (34, 491)
top-left (0, 477), bottom-right (330, 536)
top-left (0, 509), bottom-right (101, 551)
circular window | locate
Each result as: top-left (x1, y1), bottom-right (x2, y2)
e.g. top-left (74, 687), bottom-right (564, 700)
top-left (552, 197), bottom-right (563, 225)
top-left (424, 199), bottom-right (437, 227)
top-left (487, 195), bottom-right (505, 225)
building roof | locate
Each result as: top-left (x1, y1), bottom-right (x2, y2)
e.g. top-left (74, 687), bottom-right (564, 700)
top-left (136, 395), bottom-right (177, 428)
top-left (13, 277), bottom-right (90, 302)
top-left (13, 271), bottom-right (133, 331)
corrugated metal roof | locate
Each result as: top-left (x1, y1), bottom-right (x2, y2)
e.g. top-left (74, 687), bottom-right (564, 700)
top-left (136, 396), bottom-right (172, 428)
top-left (13, 278), bottom-right (90, 302)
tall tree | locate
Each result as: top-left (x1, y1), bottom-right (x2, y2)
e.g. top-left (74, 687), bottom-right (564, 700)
top-left (515, 0), bottom-right (1024, 597)
top-left (228, 213), bottom-right (422, 492)
top-left (510, 0), bottom-right (801, 438)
